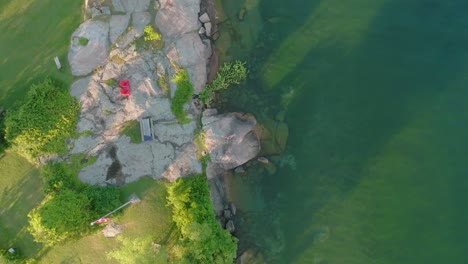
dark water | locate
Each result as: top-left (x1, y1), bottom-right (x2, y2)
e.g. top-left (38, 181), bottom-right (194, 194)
top-left (217, 0), bottom-right (468, 263)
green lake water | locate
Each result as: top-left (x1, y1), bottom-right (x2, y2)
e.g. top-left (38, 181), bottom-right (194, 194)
top-left (217, 0), bottom-right (468, 263)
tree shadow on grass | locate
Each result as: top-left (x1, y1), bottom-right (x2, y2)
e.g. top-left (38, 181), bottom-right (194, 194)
top-left (0, 169), bottom-right (44, 258)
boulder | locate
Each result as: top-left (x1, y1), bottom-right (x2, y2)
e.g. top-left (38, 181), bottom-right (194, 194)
top-left (165, 33), bottom-right (211, 93)
top-left (208, 175), bottom-right (227, 216)
top-left (204, 22), bottom-right (212, 37)
top-left (110, 15), bottom-right (130, 43)
top-left (68, 20), bottom-right (110, 76)
top-left (112, 0), bottom-right (150, 13)
top-left (258, 119), bottom-right (289, 156)
top-left (226, 220), bottom-right (235, 233)
top-left (155, 0), bottom-right (201, 39)
top-left (202, 113), bottom-right (260, 170)
top-left (132, 11), bottom-right (151, 37)
top-left (199, 12), bottom-right (210, 23)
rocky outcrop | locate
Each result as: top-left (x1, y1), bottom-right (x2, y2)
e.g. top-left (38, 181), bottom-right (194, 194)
top-left (68, 20), bottom-right (110, 76)
top-left (109, 15), bottom-right (130, 43)
top-left (202, 112), bottom-right (260, 171)
top-left (156, 0), bottom-right (201, 39)
top-left (111, 0), bottom-right (150, 13)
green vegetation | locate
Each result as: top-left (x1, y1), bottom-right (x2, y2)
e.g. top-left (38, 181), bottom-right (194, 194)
top-left (0, 153), bottom-right (42, 258)
top-left (38, 179), bottom-right (173, 263)
top-left (28, 190), bottom-right (93, 246)
top-left (170, 70), bottom-right (194, 124)
top-left (200, 60), bottom-right (248, 105)
top-left (103, 109), bottom-right (112, 115)
top-left (193, 131), bottom-right (208, 158)
top-left (4, 78), bottom-right (80, 162)
top-left (0, 0), bottom-right (82, 108)
top-left (78, 37), bottom-right (89, 46)
top-left (167, 175), bottom-right (237, 263)
top-left (144, 25), bottom-right (162, 41)
top-left (120, 120), bottom-right (141, 143)
top-left (81, 130), bottom-right (93, 137)
top-left (27, 156), bottom-right (120, 246)
top-left (105, 78), bottom-right (117, 86)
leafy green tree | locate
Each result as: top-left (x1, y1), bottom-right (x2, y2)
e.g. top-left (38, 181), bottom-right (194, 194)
top-left (40, 162), bottom-right (85, 194)
top-left (166, 175), bottom-right (237, 263)
top-left (86, 186), bottom-right (121, 216)
top-left (28, 190), bottom-right (92, 245)
top-left (4, 78), bottom-right (79, 162)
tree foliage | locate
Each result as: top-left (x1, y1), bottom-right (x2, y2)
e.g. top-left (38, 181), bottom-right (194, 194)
top-left (86, 186), bottom-right (121, 216)
top-left (4, 78), bottom-right (79, 162)
top-left (29, 158), bottom-right (121, 246)
top-left (28, 190), bottom-right (92, 245)
top-left (170, 70), bottom-right (193, 124)
top-left (199, 61), bottom-right (248, 105)
top-left (166, 175), bottom-right (237, 264)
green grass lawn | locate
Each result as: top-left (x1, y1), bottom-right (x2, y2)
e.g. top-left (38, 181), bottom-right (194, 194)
top-left (0, 0), bottom-right (83, 108)
top-left (39, 178), bottom-right (174, 263)
top-left (0, 152), bottom-right (43, 258)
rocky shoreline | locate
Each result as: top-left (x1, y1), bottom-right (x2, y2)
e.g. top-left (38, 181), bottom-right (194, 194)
top-left (65, 0), bottom-right (277, 260)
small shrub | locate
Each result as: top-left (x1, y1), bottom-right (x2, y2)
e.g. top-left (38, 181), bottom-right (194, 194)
top-left (200, 61), bottom-right (248, 105)
top-left (104, 78), bottom-right (117, 86)
top-left (144, 25), bottom-right (162, 41)
top-left (170, 70), bottom-right (193, 124)
top-left (81, 130), bottom-right (93, 137)
top-left (104, 109), bottom-right (112, 115)
top-left (120, 120), bottom-right (141, 143)
top-left (78, 37), bottom-right (89, 46)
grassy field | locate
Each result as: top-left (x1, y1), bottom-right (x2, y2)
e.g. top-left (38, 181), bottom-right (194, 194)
top-left (0, 0), bottom-right (83, 108)
top-left (39, 178), bottom-right (174, 263)
top-left (0, 152), bottom-right (43, 258)
top-left (0, 0), bottom-right (84, 258)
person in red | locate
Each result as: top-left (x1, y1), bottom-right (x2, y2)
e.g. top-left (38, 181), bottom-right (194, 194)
top-left (119, 79), bottom-right (131, 96)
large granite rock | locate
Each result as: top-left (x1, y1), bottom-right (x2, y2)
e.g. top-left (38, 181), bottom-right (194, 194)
top-left (132, 11), bottom-right (151, 37)
top-left (112, 0), bottom-right (150, 13)
top-left (162, 143), bottom-right (202, 182)
top-left (202, 113), bottom-right (261, 170)
top-left (165, 33), bottom-right (211, 93)
top-left (156, 0), bottom-right (201, 39)
top-left (68, 20), bottom-right (110, 76)
top-left (109, 15), bottom-right (130, 43)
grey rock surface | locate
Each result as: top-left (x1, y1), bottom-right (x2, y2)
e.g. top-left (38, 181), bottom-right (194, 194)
top-left (153, 120), bottom-right (197, 146)
top-left (199, 12), bottom-right (210, 23)
top-left (110, 15), bottom-right (130, 43)
top-left (202, 113), bottom-right (261, 170)
top-left (132, 11), bottom-right (151, 37)
top-left (112, 0), bottom-right (150, 13)
top-left (156, 0), bottom-right (201, 39)
top-left (68, 20), bottom-right (110, 76)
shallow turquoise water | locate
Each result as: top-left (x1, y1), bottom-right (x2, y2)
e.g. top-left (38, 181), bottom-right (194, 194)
top-left (218, 0), bottom-right (468, 263)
